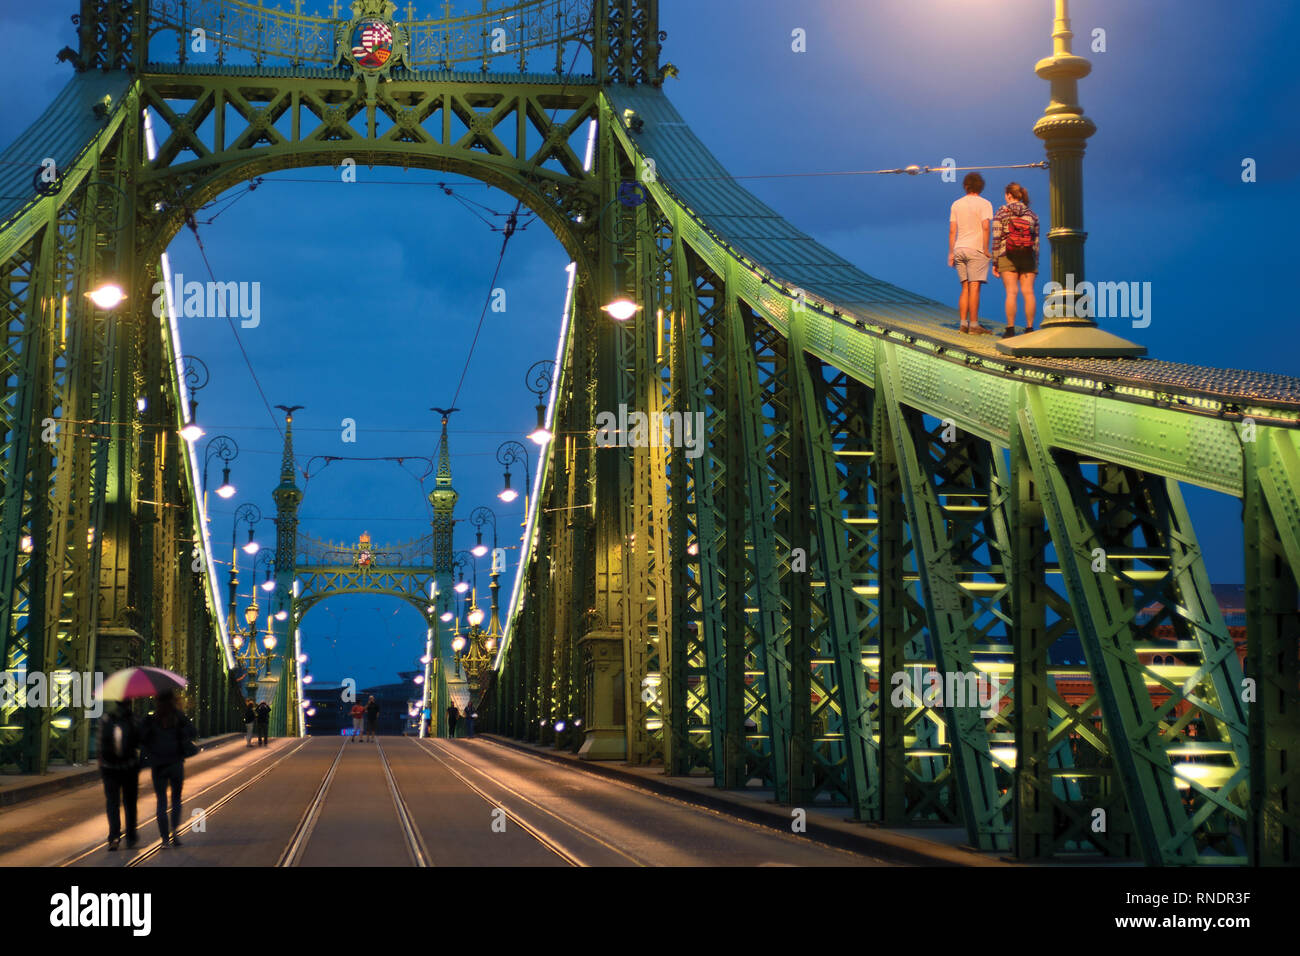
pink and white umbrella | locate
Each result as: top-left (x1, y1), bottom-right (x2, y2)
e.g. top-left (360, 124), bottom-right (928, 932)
top-left (100, 666), bottom-right (188, 701)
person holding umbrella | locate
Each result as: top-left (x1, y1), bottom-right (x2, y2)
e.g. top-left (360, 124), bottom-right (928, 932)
top-left (102, 666), bottom-right (193, 849)
top-left (139, 689), bottom-right (197, 848)
top-left (97, 700), bottom-right (140, 851)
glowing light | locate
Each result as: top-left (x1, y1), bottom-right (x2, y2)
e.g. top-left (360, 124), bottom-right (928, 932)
top-left (136, 396), bottom-right (147, 413)
top-left (467, 606), bottom-right (485, 627)
top-left (686, 542), bottom-right (699, 556)
top-left (306, 708), bottom-right (316, 716)
top-left (263, 634), bottom-right (276, 651)
top-left (300, 700), bottom-right (310, 708)
top-left (243, 540), bottom-right (260, 556)
top-left (471, 543), bottom-right (488, 558)
top-left (414, 674), bottom-right (424, 685)
top-left (498, 487), bottom-right (519, 503)
top-left (601, 298), bottom-right (639, 321)
top-left (554, 720), bottom-right (566, 733)
top-left (527, 423), bottom-right (553, 446)
top-left (454, 581), bottom-right (469, 594)
top-left (19, 536), bottom-right (32, 553)
top-left (274, 609), bottom-right (288, 621)
top-left (420, 654), bottom-right (431, 664)
top-left (86, 283), bottom-right (126, 310)
top-left (216, 476), bottom-right (236, 499)
top-left (297, 653), bottom-right (308, 664)
top-left (260, 579), bottom-right (275, 592)
top-left (452, 636), bottom-right (466, 653)
top-left (485, 637), bottom-right (496, 653)
top-left (440, 610), bottom-right (454, 622)
top-left (302, 674), bottom-right (313, 685)
top-left (232, 634), bottom-right (245, 650)
top-left (179, 423), bottom-right (204, 443)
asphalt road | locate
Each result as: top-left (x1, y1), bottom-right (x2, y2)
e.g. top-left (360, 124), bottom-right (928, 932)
top-left (0, 737), bottom-right (895, 867)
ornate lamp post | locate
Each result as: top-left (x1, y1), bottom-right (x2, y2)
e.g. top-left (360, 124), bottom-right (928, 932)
top-left (496, 440), bottom-right (532, 517)
top-left (228, 502), bottom-right (262, 626)
top-left (178, 354), bottom-right (209, 441)
top-left (230, 591), bottom-right (276, 699)
top-left (469, 506), bottom-right (497, 559)
top-left (997, 0), bottom-right (1144, 358)
top-left (203, 435), bottom-right (238, 500)
top-left (525, 360), bottom-right (554, 446)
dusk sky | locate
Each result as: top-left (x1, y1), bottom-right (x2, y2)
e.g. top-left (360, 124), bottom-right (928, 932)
top-left (1, 0), bottom-right (1294, 687)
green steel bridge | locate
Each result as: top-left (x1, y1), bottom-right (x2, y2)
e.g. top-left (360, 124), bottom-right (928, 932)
top-left (0, 0), bottom-right (1296, 868)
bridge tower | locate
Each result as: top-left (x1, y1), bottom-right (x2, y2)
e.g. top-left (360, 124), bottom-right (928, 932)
top-left (271, 407), bottom-right (304, 737)
top-left (428, 414), bottom-right (461, 712)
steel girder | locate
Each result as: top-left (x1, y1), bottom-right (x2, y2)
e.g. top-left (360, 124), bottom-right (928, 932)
top-left (1019, 385), bottom-right (1250, 863)
top-left (1244, 427), bottom-right (1300, 863)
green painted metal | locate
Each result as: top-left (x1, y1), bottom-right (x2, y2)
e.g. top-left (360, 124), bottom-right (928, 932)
top-left (3, 1), bottom-right (1299, 871)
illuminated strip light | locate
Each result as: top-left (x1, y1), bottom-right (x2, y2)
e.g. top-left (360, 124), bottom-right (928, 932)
top-left (293, 627), bottom-right (307, 736)
top-left (495, 118), bottom-right (594, 671)
top-left (145, 107), bottom-right (235, 670)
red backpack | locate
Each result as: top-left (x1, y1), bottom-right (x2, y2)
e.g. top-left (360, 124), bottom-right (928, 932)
top-left (1005, 211), bottom-right (1035, 252)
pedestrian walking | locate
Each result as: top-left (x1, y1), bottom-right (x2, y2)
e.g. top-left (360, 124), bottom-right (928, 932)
top-left (364, 695), bottom-right (380, 742)
top-left (446, 703), bottom-right (460, 738)
top-left (98, 700), bottom-right (140, 851)
top-left (350, 701), bottom-right (365, 740)
top-left (948, 171), bottom-right (994, 334)
top-left (255, 700), bottom-right (270, 746)
top-left (139, 691), bottom-right (197, 848)
top-left (991, 182), bottom-right (1040, 337)
top-left (242, 698), bottom-right (256, 747)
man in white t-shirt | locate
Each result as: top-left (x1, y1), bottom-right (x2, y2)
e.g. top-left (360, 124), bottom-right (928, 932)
top-left (948, 172), bottom-right (994, 334)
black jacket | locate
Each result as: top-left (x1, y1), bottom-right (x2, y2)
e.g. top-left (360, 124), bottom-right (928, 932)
top-left (98, 710), bottom-right (140, 771)
top-left (255, 702), bottom-right (270, 726)
top-left (140, 711), bottom-right (196, 769)
top-left (242, 704), bottom-right (256, 723)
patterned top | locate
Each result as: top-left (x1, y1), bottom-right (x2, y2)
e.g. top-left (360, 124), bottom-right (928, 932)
top-left (992, 202), bottom-right (1040, 261)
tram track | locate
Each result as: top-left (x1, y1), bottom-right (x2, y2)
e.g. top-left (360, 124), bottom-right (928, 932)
top-left (58, 738), bottom-right (312, 868)
top-left (276, 741), bottom-right (347, 867)
top-left (375, 738), bottom-right (430, 867)
top-left (413, 738), bottom-right (645, 867)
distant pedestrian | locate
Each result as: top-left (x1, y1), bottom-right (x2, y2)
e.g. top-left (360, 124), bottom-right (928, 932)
top-left (364, 695), bottom-right (380, 742)
top-left (464, 709), bottom-right (476, 739)
top-left (446, 703), bottom-right (460, 738)
top-left (255, 700), bottom-right (270, 746)
top-left (949, 171), bottom-right (994, 334)
top-left (991, 182), bottom-right (1040, 337)
top-left (139, 691), bottom-right (196, 848)
top-left (98, 700), bottom-right (140, 851)
top-left (350, 701), bottom-right (365, 740)
top-left (242, 698), bottom-right (256, 747)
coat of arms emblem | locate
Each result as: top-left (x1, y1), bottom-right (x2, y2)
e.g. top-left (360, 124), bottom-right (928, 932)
top-left (334, 0), bottom-right (408, 77)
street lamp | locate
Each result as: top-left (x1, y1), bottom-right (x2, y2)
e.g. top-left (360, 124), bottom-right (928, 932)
top-left (453, 549), bottom-right (474, 594)
top-left (256, 550), bottom-right (276, 593)
top-left (86, 282), bottom-right (126, 310)
top-left (179, 355), bottom-right (209, 439)
top-left (470, 506), bottom-right (497, 560)
top-left (995, 0), bottom-right (1144, 358)
top-left (525, 360), bottom-right (554, 446)
top-left (203, 435), bottom-right (239, 502)
top-left (497, 440), bottom-right (531, 513)
top-left (228, 502), bottom-right (262, 622)
top-left (601, 298), bottom-right (639, 321)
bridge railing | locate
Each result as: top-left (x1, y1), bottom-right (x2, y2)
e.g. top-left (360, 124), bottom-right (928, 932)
top-left (145, 0), bottom-right (595, 74)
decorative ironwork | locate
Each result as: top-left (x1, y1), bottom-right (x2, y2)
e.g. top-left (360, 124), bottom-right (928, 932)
top-left (296, 531), bottom-right (435, 568)
top-left (147, 0), bottom-right (595, 73)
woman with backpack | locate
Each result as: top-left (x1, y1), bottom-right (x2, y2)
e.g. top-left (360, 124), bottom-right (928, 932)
top-left (139, 691), bottom-right (197, 848)
top-left (991, 182), bottom-right (1040, 338)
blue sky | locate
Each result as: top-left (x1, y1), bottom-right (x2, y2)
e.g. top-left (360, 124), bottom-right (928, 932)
top-left (1, 1), bottom-right (1295, 685)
